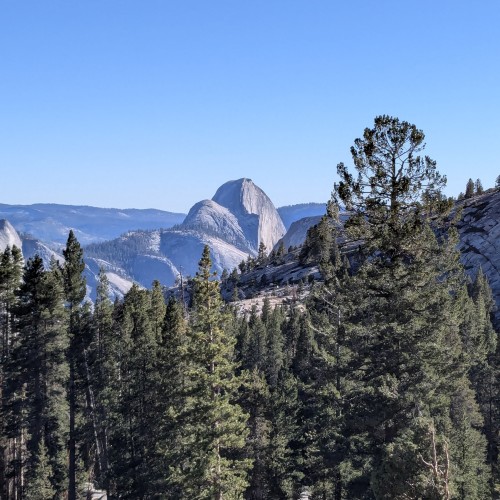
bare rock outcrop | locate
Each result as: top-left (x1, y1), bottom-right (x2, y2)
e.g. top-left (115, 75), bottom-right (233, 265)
top-left (456, 190), bottom-right (500, 327)
top-left (0, 219), bottom-right (23, 253)
top-left (212, 178), bottom-right (286, 252)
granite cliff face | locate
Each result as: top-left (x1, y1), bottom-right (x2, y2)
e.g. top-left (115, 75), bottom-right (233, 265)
top-left (182, 200), bottom-right (251, 252)
top-left (455, 190), bottom-right (500, 327)
top-left (212, 178), bottom-right (286, 252)
top-left (0, 220), bottom-right (23, 253)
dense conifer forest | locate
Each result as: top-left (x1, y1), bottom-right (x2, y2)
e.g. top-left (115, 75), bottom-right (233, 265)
top-left (0, 117), bottom-right (499, 499)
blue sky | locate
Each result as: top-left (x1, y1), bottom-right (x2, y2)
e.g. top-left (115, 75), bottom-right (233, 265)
top-left (1, 1), bottom-right (499, 212)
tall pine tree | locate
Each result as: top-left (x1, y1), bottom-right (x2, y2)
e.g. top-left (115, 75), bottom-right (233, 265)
top-left (170, 245), bottom-right (251, 498)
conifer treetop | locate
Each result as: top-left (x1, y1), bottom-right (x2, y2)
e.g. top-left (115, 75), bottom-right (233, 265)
top-left (335, 115), bottom-right (449, 250)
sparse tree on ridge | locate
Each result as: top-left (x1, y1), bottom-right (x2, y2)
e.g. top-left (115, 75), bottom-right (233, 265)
top-left (465, 178), bottom-right (475, 198)
top-left (476, 178), bottom-right (484, 195)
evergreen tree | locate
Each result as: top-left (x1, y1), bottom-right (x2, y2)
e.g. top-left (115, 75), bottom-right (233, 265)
top-left (465, 178), bottom-right (475, 198)
top-left (8, 256), bottom-right (70, 496)
top-left (332, 116), bottom-right (489, 497)
top-left (246, 306), bottom-right (267, 372)
top-left (240, 369), bottom-right (272, 500)
top-left (149, 279), bottom-right (166, 343)
top-left (170, 245), bottom-right (251, 498)
top-left (62, 230), bottom-right (87, 500)
top-left (475, 178), bottom-right (484, 195)
top-left (158, 296), bottom-right (188, 497)
top-left (263, 304), bottom-right (285, 388)
top-left (0, 245), bottom-right (23, 496)
top-left (496, 174), bottom-right (500, 189)
top-left (468, 269), bottom-right (500, 494)
top-left (24, 439), bottom-right (56, 500)
top-left (267, 369), bottom-right (301, 499)
top-left (110, 284), bottom-right (160, 498)
top-left (257, 242), bottom-right (268, 266)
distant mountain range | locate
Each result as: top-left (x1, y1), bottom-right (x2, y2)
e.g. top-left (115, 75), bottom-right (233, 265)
top-left (277, 203), bottom-right (326, 230)
top-left (0, 179), bottom-right (327, 299)
top-left (0, 203), bottom-right (186, 246)
top-left (84, 178), bottom-right (292, 292)
top-left (1, 182), bottom-right (499, 329)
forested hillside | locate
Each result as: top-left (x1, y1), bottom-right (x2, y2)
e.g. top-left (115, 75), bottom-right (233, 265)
top-left (0, 117), bottom-right (498, 499)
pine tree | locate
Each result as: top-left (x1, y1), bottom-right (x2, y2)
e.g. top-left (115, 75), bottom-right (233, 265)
top-left (170, 245), bottom-right (251, 498)
top-left (92, 269), bottom-right (116, 489)
top-left (110, 284), bottom-right (160, 497)
top-left (8, 256), bottom-right (70, 496)
top-left (465, 178), bottom-right (475, 198)
top-left (332, 116), bottom-right (489, 497)
top-left (299, 227), bottom-right (352, 499)
top-left (263, 304), bottom-right (285, 388)
top-left (246, 306), bottom-right (267, 372)
top-left (62, 230), bottom-right (86, 500)
top-left (0, 245), bottom-right (23, 496)
top-left (257, 242), bottom-right (268, 266)
top-left (240, 369), bottom-right (272, 500)
top-left (158, 296), bottom-right (188, 497)
top-left (468, 269), bottom-right (500, 495)
top-left (267, 369), bottom-right (301, 498)
top-left (24, 439), bottom-right (56, 500)
top-left (149, 279), bottom-right (166, 343)
top-left (475, 178), bottom-right (484, 195)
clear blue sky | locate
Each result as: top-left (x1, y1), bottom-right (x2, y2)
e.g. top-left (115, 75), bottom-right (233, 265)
top-left (1, 1), bottom-right (499, 212)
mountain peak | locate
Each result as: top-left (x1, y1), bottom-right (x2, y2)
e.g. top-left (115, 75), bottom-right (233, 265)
top-left (212, 178), bottom-right (256, 213)
top-left (212, 178), bottom-right (285, 251)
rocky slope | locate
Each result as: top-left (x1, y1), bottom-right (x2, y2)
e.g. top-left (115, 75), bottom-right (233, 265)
top-left (271, 188), bottom-right (500, 328)
top-left (277, 216), bottom-right (323, 250)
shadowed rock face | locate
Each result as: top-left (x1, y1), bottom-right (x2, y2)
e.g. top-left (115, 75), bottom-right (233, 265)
top-left (277, 216), bottom-right (323, 250)
top-left (456, 190), bottom-right (500, 328)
